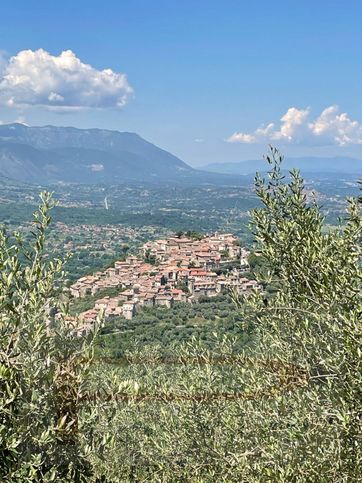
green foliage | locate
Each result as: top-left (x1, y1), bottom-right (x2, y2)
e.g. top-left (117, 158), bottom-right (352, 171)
top-left (87, 340), bottom-right (269, 482)
top-left (175, 279), bottom-right (189, 293)
top-left (214, 259), bottom-right (241, 274)
top-left (143, 248), bottom-right (157, 265)
top-left (185, 230), bottom-right (204, 240)
top-left (0, 193), bottom-right (98, 482)
top-left (236, 146), bottom-right (362, 480)
top-left (97, 295), bottom-right (249, 357)
top-left (247, 250), bottom-right (264, 271)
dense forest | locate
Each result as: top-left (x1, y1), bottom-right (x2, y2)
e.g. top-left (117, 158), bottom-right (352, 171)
top-left (0, 148), bottom-right (361, 482)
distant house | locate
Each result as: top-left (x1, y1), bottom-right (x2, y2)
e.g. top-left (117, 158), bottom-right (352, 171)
top-left (122, 302), bottom-right (138, 320)
top-left (154, 295), bottom-right (174, 308)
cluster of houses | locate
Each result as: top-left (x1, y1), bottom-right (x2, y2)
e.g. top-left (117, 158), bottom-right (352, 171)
top-left (68, 233), bottom-right (260, 333)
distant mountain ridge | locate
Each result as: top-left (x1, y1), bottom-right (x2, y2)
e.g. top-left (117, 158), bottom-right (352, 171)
top-left (1, 124), bottom-right (360, 186)
top-left (0, 123), bottom-right (200, 184)
top-left (203, 157), bottom-right (362, 175)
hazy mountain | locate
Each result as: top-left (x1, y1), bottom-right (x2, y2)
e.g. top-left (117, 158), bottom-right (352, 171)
top-left (0, 123), bottom-right (206, 184)
top-left (4, 123), bottom-right (358, 186)
top-left (203, 157), bottom-right (362, 176)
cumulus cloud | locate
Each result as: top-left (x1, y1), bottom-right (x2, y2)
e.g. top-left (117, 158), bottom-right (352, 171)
top-left (0, 49), bottom-right (133, 111)
top-left (227, 106), bottom-right (362, 146)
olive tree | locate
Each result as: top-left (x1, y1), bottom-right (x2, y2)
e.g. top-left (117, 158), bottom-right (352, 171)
top-left (236, 147), bottom-right (362, 480)
top-left (0, 193), bottom-right (98, 482)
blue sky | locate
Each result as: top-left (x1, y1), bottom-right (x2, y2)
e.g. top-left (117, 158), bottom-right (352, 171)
top-left (1, 0), bottom-right (362, 166)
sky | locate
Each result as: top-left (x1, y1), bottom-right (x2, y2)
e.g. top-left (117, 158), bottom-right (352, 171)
top-left (1, 0), bottom-right (362, 167)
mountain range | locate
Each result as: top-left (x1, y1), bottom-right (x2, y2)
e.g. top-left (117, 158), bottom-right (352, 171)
top-left (203, 157), bottom-right (362, 176)
top-left (0, 123), bottom-right (361, 186)
top-left (0, 123), bottom-right (204, 184)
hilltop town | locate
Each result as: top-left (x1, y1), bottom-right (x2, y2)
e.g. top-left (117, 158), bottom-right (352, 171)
top-left (68, 233), bottom-right (259, 332)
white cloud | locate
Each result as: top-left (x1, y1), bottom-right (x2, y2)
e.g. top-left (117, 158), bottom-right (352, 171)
top-left (194, 138), bottom-right (205, 143)
top-left (227, 106), bottom-right (362, 146)
top-left (88, 164), bottom-right (104, 172)
top-left (0, 49), bottom-right (133, 111)
top-left (275, 107), bottom-right (310, 142)
top-left (310, 105), bottom-right (362, 145)
top-left (227, 132), bottom-right (256, 143)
